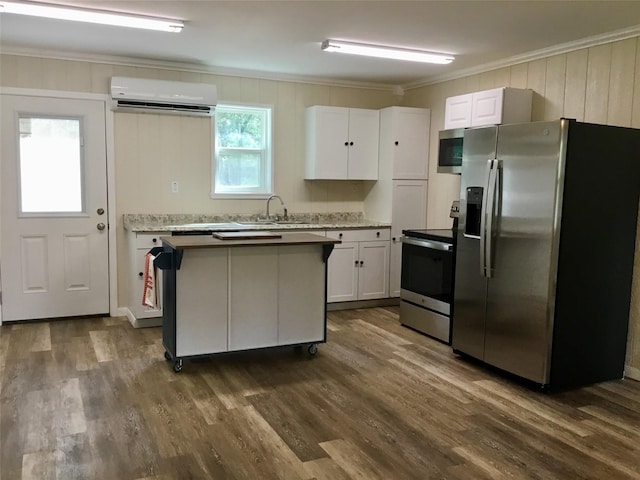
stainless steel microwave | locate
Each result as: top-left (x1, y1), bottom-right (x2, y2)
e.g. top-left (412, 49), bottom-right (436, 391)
top-left (437, 128), bottom-right (464, 174)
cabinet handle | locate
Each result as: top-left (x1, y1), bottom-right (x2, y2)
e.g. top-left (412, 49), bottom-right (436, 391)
top-left (395, 141), bottom-right (399, 146)
top-left (349, 141), bottom-right (354, 146)
top-left (392, 236), bottom-right (396, 241)
top-left (339, 233), bottom-right (343, 238)
top-left (138, 272), bottom-right (144, 277)
top-left (354, 260), bottom-right (358, 267)
top-left (359, 260), bottom-right (364, 266)
top-left (376, 231), bottom-right (380, 237)
top-left (152, 238), bottom-right (157, 243)
top-left (344, 141), bottom-right (349, 146)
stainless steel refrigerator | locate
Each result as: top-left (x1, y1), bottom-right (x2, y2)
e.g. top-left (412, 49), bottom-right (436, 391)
top-left (453, 118), bottom-right (640, 390)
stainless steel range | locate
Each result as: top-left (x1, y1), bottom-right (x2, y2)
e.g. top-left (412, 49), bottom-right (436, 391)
top-left (399, 202), bottom-right (458, 344)
top-left (399, 228), bottom-right (455, 343)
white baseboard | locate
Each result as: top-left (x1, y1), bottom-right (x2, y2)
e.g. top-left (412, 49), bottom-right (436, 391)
top-left (624, 365), bottom-right (640, 382)
top-left (110, 306), bottom-right (128, 318)
top-left (123, 307), bottom-right (162, 328)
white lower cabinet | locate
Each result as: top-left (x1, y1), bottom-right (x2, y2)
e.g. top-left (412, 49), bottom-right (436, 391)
top-left (229, 246), bottom-right (279, 351)
top-left (128, 232), bottom-right (168, 323)
top-left (389, 180), bottom-right (428, 297)
top-left (176, 248), bottom-right (228, 356)
top-left (174, 244), bottom-right (327, 358)
top-left (326, 229), bottom-right (390, 302)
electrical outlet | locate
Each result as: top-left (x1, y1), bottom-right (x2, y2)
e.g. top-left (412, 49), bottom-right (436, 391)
top-left (171, 181), bottom-right (179, 193)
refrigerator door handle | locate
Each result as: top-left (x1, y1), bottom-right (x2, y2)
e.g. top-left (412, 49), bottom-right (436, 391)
top-left (485, 159), bottom-right (499, 278)
top-left (480, 159), bottom-right (493, 276)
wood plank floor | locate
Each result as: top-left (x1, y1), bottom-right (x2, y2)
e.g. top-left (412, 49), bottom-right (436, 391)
top-left (1, 307), bottom-right (640, 479)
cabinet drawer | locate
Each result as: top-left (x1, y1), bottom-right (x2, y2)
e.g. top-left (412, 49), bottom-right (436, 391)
top-left (135, 232), bottom-right (168, 249)
top-left (326, 228), bottom-right (390, 242)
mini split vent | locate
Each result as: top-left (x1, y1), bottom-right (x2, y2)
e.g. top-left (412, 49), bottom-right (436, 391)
top-left (110, 77), bottom-right (217, 117)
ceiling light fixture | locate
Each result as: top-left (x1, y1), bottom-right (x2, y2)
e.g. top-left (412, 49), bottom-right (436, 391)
top-left (0, 0), bottom-right (184, 32)
top-left (321, 39), bottom-right (454, 64)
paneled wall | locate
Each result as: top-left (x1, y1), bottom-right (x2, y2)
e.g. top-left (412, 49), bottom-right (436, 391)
top-left (0, 54), bottom-right (397, 308)
top-left (2, 35), bottom-right (640, 376)
top-left (0, 54), bottom-right (397, 216)
top-left (404, 36), bottom-right (640, 377)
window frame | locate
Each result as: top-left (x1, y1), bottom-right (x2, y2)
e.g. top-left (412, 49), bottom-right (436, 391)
top-left (211, 103), bottom-right (274, 199)
top-left (17, 114), bottom-right (87, 216)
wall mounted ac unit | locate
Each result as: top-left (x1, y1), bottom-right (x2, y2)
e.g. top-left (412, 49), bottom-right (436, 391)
top-left (110, 77), bottom-right (217, 116)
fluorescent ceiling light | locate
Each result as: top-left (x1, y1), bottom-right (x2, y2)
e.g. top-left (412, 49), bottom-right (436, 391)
top-left (321, 39), bottom-right (454, 64)
top-left (0, 1), bottom-right (184, 32)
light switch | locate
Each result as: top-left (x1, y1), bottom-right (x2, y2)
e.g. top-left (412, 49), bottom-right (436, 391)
top-left (171, 181), bottom-right (179, 193)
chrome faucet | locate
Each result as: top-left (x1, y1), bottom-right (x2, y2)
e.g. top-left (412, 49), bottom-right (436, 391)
top-left (266, 194), bottom-right (288, 220)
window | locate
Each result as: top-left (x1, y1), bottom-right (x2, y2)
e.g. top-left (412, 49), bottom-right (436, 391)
top-left (213, 104), bottom-right (272, 197)
top-left (18, 116), bottom-right (84, 213)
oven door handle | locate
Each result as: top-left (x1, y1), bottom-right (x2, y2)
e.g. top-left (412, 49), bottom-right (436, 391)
top-left (400, 236), bottom-right (452, 252)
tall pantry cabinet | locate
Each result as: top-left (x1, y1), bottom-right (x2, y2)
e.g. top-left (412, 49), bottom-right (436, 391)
top-left (364, 106), bottom-right (430, 297)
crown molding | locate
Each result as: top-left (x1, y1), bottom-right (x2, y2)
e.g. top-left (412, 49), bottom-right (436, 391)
top-left (402, 24), bottom-right (640, 91)
top-left (3, 23), bottom-right (639, 93)
top-left (0, 46), bottom-right (394, 92)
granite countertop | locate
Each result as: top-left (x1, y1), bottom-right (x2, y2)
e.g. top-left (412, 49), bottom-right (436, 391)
top-left (161, 232), bottom-right (341, 249)
top-left (123, 212), bottom-right (390, 233)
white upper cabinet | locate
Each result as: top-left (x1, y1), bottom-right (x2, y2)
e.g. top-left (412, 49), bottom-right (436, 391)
top-left (305, 106), bottom-right (380, 180)
top-left (379, 106), bottom-right (431, 180)
top-left (443, 94), bottom-right (473, 130)
top-left (444, 87), bottom-right (532, 129)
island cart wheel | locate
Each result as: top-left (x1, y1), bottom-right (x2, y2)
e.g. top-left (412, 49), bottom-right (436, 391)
top-left (164, 351), bottom-right (171, 361)
top-left (308, 343), bottom-right (318, 356)
top-left (173, 358), bottom-right (183, 373)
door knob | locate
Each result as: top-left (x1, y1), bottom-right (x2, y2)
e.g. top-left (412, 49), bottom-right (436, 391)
top-left (97, 222), bottom-right (106, 231)
top-left (97, 208), bottom-right (105, 215)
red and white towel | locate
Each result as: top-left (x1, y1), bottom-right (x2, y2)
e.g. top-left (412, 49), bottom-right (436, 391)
top-left (142, 252), bottom-right (158, 308)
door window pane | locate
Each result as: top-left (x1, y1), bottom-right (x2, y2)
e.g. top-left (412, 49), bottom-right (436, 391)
top-left (19, 116), bottom-right (84, 213)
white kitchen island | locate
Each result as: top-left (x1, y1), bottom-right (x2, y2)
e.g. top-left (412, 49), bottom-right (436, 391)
top-left (155, 232), bottom-right (338, 372)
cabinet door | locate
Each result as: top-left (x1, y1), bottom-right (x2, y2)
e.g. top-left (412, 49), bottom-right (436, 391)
top-left (392, 180), bottom-right (428, 232)
top-left (389, 241), bottom-right (403, 298)
top-left (471, 88), bottom-right (504, 127)
top-left (444, 93), bottom-right (473, 129)
top-left (130, 232), bottom-right (166, 320)
top-left (358, 241), bottom-right (389, 300)
top-left (134, 247), bottom-right (163, 318)
top-left (175, 249), bottom-right (228, 357)
top-left (390, 108), bottom-right (430, 180)
top-left (305, 106), bottom-right (349, 179)
top-left (278, 245), bottom-right (326, 345)
top-left (229, 247), bottom-right (279, 350)
top-left (347, 108), bottom-right (379, 180)
top-left (327, 242), bottom-right (359, 302)
top-left (390, 180), bottom-right (428, 297)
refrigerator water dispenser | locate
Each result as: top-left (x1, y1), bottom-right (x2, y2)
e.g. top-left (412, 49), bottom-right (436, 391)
top-left (464, 186), bottom-right (483, 237)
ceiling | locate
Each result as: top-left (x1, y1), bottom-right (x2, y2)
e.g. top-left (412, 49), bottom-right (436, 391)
top-left (2, 1), bottom-right (640, 88)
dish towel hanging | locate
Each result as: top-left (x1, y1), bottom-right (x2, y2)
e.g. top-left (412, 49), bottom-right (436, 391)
top-left (142, 252), bottom-right (158, 308)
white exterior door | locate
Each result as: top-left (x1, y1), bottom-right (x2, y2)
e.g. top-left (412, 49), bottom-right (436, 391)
top-left (1, 95), bottom-right (109, 321)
